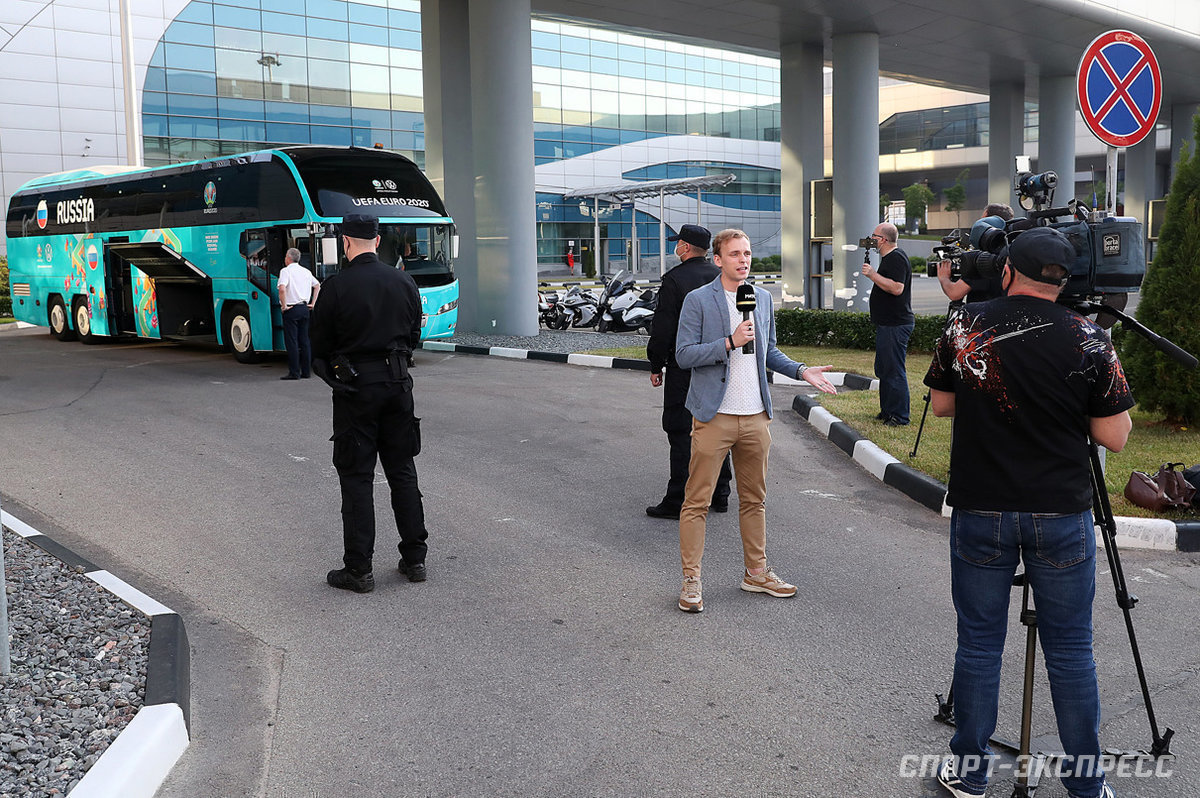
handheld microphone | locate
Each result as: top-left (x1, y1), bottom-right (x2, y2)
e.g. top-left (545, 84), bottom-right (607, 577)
top-left (735, 283), bottom-right (756, 355)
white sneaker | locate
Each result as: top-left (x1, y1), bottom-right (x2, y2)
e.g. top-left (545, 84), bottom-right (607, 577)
top-left (936, 757), bottom-right (986, 798)
top-left (678, 576), bottom-right (703, 613)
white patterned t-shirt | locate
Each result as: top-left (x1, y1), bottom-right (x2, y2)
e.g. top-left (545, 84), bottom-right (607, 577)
top-left (717, 287), bottom-right (765, 415)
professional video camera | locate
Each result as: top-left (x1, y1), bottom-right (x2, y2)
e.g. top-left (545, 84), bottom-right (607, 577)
top-left (927, 224), bottom-right (1007, 282)
top-left (929, 161), bottom-right (1145, 306)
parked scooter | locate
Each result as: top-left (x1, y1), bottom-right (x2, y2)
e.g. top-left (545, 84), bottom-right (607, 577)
top-left (555, 284), bottom-right (601, 329)
top-left (597, 270), bottom-right (656, 334)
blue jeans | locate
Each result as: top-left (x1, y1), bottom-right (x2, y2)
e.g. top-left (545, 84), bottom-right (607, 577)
top-left (949, 508), bottom-right (1105, 798)
top-left (874, 322), bottom-right (912, 423)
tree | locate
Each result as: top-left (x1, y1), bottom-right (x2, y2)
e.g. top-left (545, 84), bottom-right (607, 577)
top-left (1117, 113), bottom-right (1200, 424)
top-left (902, 182), bottom-right (935, 234)
top-left (944, 169), bottom-right (969, 228)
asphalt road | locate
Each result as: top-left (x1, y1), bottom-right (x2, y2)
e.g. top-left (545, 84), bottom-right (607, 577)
top-left (0, 325), bottom-right (1195, 798)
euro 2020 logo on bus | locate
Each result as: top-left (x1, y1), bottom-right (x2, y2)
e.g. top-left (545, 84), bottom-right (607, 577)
top-left (203, 181), bottom-right (217, 208)
top-left (36, 200), bottom-right (48, 229)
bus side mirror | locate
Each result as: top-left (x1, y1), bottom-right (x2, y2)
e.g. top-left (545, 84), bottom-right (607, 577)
top-left (321, 236), bottom-right (338, 265)
top-left (238, 231), bottom-right (249, 257)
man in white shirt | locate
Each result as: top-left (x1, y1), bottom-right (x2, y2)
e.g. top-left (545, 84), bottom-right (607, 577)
top-left (673, 228), bottom-right (837, 613)
top-left (277, 247), bottom-right (320, 380)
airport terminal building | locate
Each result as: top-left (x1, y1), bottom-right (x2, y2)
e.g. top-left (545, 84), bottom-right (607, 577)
top-left (3, 0), bottom-right (1198, 331)
top-left (3, 1), bottom-right (1187, 262)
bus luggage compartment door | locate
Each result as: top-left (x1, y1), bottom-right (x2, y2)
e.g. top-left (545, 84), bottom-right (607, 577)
top-left (106, 242), bottom-right (215, 341)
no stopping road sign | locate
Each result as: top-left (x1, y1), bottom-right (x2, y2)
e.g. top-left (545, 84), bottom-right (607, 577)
top-left (1077, 30), bottom-right (1161, 148)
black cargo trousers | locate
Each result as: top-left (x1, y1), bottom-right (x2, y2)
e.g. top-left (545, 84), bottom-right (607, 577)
top-left (331, 373), bottom-right (427, 574)
top-left (661, 366), bottom-right (732, 510)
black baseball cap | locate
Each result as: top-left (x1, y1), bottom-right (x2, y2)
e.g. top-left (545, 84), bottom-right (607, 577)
top-left (667, 224), bottom-right (711, 250)
top-left (1007, 227), bottom-right (1076, 285)
top-left (341, 213), bottom-right (379, 239)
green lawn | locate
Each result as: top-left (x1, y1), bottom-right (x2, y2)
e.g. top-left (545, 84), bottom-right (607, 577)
top-left (585, 342), bottom-right (1198, 520)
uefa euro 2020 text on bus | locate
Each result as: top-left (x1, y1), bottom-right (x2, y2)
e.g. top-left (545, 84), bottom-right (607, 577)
top-left (4, 146), bottom-right (459, 361)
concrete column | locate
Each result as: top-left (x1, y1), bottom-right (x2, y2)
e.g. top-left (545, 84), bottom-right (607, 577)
top-left (470, 0), bottom-right (537, 334)
top-left (1123, 136), bottom-right (1156, 223)
top-left (988, 80), bottom-right (1025, 205)
top-left (421, 0), bottom-right (477, 331)
top-left (1038, 75), bottom-right (1076, 200)
top-left (1170, 102), bottom-right (1199, 186)
top-left (425, 0), bottom-right (537, 335)
top-left (780, 41), bottom-right (824, 309)
top-left (831, 32), bottom-right (878, 312)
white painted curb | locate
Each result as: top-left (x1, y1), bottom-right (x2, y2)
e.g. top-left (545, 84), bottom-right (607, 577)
top-left (853, 439), bottom-right (899, 481)
top-left (86, 570), bottom-right (175, 617)
top-left (3, 508), bottom-right (190, 797)
top-left (567, 353), bottom-right (612, 368)
top-left (67, 704), bottom-right (189, 798)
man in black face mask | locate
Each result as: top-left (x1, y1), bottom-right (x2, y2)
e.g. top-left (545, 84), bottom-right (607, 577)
top-left (645, 224), bottom-right (732, 520)
top-left (924, 226), bottom-right (1133, 798)
top-left (311, 213), bottom-right (428, 593)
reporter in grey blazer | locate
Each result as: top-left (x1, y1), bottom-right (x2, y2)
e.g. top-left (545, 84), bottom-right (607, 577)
top-left (672, 228), bottom-right (836, 613)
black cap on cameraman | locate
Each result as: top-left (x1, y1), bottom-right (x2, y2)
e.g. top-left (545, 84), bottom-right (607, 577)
top-left (1007, 227), bottom-right (1075, 285)
top-left (341, 213), bottom-right (379, 240)
top-left (667, 224), bottom-right (711, 250)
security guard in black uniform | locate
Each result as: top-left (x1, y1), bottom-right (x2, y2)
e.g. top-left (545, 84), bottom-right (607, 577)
top-left (310, 213), bottom-right (428, 593)
top-left (645, 224), bottom-right (732, 519)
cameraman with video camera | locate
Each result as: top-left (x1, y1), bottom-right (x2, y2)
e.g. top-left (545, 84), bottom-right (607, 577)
top-left (861, 222), bottom-right (914, 426)
top-left (924, 226), bottom-right (1133, 798)
top-left (936, 203), bottom-right (1013, 304)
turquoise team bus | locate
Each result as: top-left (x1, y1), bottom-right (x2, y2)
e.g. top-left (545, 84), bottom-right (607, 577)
top-left (4, 146), bottom-right (458, 362)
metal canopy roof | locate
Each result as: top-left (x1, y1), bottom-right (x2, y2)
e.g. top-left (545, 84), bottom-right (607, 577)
top-left (533, 1), bottom-right (1200, 106)
top-left (562, 174), bottom-right (736, 203)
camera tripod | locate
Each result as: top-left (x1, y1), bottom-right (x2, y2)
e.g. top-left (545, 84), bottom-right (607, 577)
top-left (910, 300), bottom-right (963, 459)
top-left (934, 441), bottom-right (1173, 796)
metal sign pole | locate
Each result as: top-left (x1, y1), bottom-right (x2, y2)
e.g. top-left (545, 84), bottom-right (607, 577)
top-left (1106, 145), bottom-right (1119, 216)
top-left (1, 497), bottom-right (11, 676)
top-left (593, 197), bottom-right (601, 278)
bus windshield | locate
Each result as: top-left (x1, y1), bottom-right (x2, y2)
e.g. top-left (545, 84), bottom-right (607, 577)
top-left (289, 151), bottom-right (448, 219)
top-left (379, 223), bottom-right (454, 288)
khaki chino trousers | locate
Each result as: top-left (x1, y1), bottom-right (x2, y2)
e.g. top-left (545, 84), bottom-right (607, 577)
top-left (679, 411), bottom-right (771, 578)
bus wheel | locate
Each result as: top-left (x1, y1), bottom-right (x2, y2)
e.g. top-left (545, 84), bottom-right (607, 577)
top-left (223, 304), bottom-right (259, 364)
top-left (48, 297), bottom-right (77, 341)
top-left (73, 297), bottom-right (97, 344)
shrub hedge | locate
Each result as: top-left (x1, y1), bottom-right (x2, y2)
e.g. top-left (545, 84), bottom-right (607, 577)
top-left (775, 308), bottom-right (946, 353)
top-left (0, 256), bottom-right (10, 317)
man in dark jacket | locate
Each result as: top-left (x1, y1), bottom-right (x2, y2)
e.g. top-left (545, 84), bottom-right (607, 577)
top-left (310, 213), bottom-right (428, 593)
top-left (645, 224), bottom-right (732, 520)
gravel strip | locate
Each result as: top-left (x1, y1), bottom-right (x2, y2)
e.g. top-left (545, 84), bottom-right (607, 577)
top-left (447, 328), bottom-right (648, 354)
top-left (1, 528), bottom-right (148, 798)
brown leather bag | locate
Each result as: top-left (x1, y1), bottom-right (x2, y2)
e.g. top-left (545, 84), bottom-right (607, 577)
top-left (1124, 463), bottom-right (1197, 512)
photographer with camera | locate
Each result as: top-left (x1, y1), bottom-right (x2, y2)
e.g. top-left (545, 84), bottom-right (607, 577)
top-left (937, 203), bottom-right (1013, 304)
top-left (860, 222), bottom-right (913, 426)
top-left (924, 226), bottom-right (1133, 798)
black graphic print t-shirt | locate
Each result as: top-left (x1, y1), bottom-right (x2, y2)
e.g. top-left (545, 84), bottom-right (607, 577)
top-left (923, 295), bottom-right (1134, 512)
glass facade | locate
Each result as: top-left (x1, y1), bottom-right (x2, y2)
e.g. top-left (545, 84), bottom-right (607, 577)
top-left (879, 101), bottom-right (1040, 155)
top-left (143, 0), bottom-right (426, 167)
top-left (141, 3), bottom-right (1028, 270)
